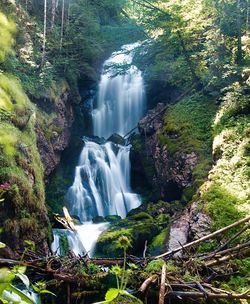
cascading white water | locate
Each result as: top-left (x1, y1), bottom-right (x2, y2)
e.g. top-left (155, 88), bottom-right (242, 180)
top-left (67, 140), bottom-right (141, 222)
top-left (92, 43), bottom-right (146, 138)
top-left (51, 42), bottom-right (146, 257)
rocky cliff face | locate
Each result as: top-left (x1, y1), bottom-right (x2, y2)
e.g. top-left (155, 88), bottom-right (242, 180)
top-left (136, 102), bottom-right (212, 252)
top-left (35, 90), bottom-right (74, 180)
top-left (138, 103), bottom-right (198, 201)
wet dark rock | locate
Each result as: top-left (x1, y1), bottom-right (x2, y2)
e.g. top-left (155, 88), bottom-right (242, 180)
top-left (105, 215), bottom-right (121, 223)
top-left (138, 103), bottom-right (165, 136)
top-left (136, 103), bottom-right (198, 201)
top-left (36, 91), bottom-right (74, 180)
top-left (93, 216), bottom-right (106, 223)
top-left (107, 133), bottom-right (125, 145)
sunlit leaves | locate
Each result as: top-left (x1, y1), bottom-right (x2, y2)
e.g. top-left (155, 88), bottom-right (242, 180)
top-left (0, 12), bottom-right (15, 62)
top-left (0, 242), bottom-right (6, 248)
top-left (105, 288), bottom-right (119, 301)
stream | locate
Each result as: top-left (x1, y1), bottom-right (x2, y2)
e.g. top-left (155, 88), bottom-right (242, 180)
top-left (51, 42), bottom-right (146, 257)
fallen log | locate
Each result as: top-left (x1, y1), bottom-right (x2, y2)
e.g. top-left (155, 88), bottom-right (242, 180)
top-left (166, 290), bottom-right (250, 299)
top-left (154, 215), bottom-right (250, 259)
top-left (90, 258), bottom-right (123, 266)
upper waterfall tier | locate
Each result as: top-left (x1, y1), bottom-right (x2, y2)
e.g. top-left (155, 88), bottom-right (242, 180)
top-left (92, 43), bottom-right (146, 139)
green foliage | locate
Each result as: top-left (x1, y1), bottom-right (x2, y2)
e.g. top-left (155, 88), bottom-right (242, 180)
top-left (0, 72), bottom-right (48, 251)
top-left (0, 266), bottom-right (34, 304)
top-left (204, 184), bottom-right (244, 230)
top-left (0, 73), bottom-right (30, 112)
top-left (161, 94), bottom-right (216, 155)
top-left (0, 12), bottom-right (15, 62)
top-left (94, 235), bottom-right (142, 304)
top-left (145, 259), bottom-right (164, 273)
top-left (32, 281), bottom-right (56, 297)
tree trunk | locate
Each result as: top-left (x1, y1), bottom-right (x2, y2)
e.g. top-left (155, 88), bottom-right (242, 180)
top-left (41, 0), bottom-right (47, 66)
top-left (177, 31), bottom-right (202, 89)
top-left (247, 0), bottom-right (250, 36)
top-left (51, 0), bottom-right (56, 29)
top-left (236, 0), bottom-right (243, 64)
top-left (60, 0), bottom-right (65, 50)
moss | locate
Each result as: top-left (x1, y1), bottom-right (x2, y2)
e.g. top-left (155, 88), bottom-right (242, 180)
top-left (105, 215), bottom-right (122, 223)
top-left (130, 212), bottom-right (153, 221)
top-left (157, 93), bottom-right (217, 201)
top-left (148, 227), bottom-right (169, 255)
top-left (161, 93), bottom-right (216, 156)
top-left (203, 184), bottom-right (245, 231)
top-left (0, 71), bottom-right (48, 251)
top-left (183, 270), bottom-right (201, 282)
top-left (181, 186), bottom-right (195, 202)
top-left (96, 201), bottom-right (173, 257)
top-left (0, 12), bottom-right (15, 62)
top-left (0, 73), bottom-right (30, 112)
top-left (96, 228), bottom-right (133, 257)
top-left (59, 233), bottom-right (70, 256)
top-left (145, 259), bottom-right (165, 273)
top-left (220, 258), bottom-right (250, 293)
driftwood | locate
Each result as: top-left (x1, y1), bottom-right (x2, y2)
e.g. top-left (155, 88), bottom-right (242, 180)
top-left (213, 222), bottom-right (250, 254)
top-left (90, 258), bottom-right (124, 266)
top-left (54, 207), bottom-right (76, 231)
top-left (158, 263), bottom-right (166, 304)
top-left (203, 240), bottom-right (250, 260)
top-left (139, 275), bottom-right (158, 293)
top-left (205, 247), bottom-right (250, 267)
top-left (154, 215), bottom-right (250, 259)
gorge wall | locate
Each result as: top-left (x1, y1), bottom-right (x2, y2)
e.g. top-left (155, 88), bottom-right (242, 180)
top-left (0, 0), bottom-right (143, 254)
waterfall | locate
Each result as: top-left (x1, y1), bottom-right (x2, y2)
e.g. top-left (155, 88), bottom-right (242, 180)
top-left (51, 42), bottom-right (146, 257)
top-left (66, 140), bottom-right (141, 222)
top-left (92, 43), bottom-right (146, 138)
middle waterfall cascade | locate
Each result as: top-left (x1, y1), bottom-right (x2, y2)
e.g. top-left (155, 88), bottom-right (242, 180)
top-left (51, 42), bottom-right (146, 257)
top-left (67, 140), bottom-right (141, 221)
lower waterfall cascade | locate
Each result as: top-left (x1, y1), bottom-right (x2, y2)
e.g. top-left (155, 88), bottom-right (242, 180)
top-left (51, 42), bottom-right (146, 257)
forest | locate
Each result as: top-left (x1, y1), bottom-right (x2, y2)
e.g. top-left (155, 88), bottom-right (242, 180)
top-left (0, 0), bottom-right (249, 303)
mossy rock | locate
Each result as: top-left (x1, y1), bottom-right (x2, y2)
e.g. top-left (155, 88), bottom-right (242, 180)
top-left (93, 216), bottom-right (106, 223)
top-left (107, 133), bottom-right (125, 145)
top-left (130, 212), bottom-right (153, 221)
top-left (111, 294), bottom-right (142, 304)
top-left (105, 215), bottom-right (122, 223)
top-left (148, 227), bottom-right (169, 255)
top-left (95, 228), bottom-right (133, 257)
